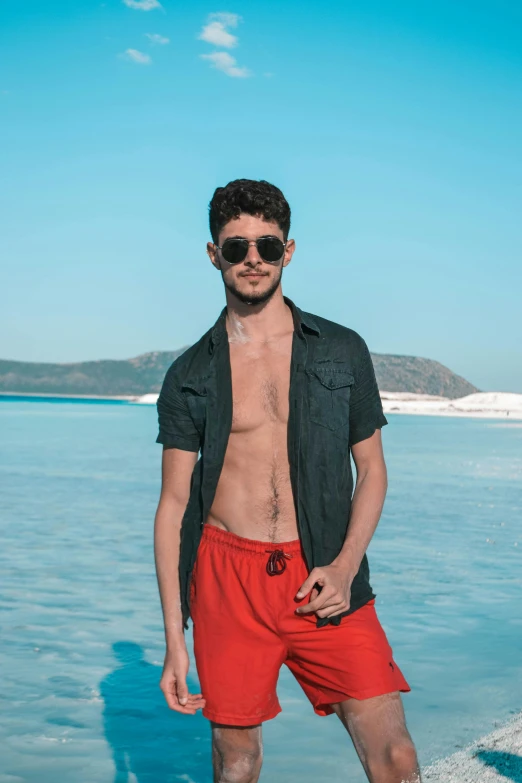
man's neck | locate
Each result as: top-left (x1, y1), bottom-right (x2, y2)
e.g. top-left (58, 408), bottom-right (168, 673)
top-left (224, 291), bottom-right (294, 344)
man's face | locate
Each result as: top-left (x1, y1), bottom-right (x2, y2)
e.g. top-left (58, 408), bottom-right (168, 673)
top-left (207, 213), bottom-right (295, 306)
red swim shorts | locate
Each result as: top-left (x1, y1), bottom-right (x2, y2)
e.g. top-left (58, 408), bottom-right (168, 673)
top-left (190, 524), bottom-right (411, 726)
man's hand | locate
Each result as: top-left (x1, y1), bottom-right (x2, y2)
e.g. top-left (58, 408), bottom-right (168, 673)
top-left (160, 643), bottom-right (206, 715)
top-left (295, 563), bottom-right (354, 619)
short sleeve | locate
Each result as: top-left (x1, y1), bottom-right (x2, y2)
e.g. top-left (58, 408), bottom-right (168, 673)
top-left (349, 338), bottom-right (388, 447)
top-left (156, 365), bottom-right (201, 452)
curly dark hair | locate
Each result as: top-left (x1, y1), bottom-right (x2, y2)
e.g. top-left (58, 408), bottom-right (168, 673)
top-left (209, 179), bottom-right (291, 243)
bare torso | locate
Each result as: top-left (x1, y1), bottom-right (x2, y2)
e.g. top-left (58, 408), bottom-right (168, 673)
top-left (205, 321), bottom-right (298, 542)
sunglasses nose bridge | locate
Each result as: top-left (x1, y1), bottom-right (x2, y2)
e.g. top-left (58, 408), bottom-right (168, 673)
top-left (244, 241), bottom-right (263, 264)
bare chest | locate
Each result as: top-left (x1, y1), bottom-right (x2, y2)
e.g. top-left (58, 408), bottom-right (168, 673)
top-left (229, 339), bottom-right (292, 433)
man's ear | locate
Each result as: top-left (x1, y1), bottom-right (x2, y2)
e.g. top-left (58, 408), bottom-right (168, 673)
top-left (283, 238), bottom-right (295, 267)
top-left (207, 242), bottom-right (219, 269)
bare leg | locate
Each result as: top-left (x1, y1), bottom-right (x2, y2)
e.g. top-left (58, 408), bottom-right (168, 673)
top-left (211, 723), bottom-right (263, 783)
top-left (332, 691), bottom-right (421, 783)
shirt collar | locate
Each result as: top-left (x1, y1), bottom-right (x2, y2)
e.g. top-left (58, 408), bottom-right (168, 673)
top-left (209, 306), bottom-right (228, 352)
top-left (286, 296), bottom-right (321, 337)
top-left (209, 295), bottom-right (321, 352)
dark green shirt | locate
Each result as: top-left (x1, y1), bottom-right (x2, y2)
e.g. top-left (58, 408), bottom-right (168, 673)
top-left (156, 296), bottom-right (388, 629)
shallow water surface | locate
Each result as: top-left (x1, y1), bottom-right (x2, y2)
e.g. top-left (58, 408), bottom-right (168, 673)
top-left (1, 402), bottom-right (521, 782)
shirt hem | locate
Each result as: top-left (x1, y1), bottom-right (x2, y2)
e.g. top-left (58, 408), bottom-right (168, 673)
top-left (156, 434), bottom-right (200, 451)
top-left (349, 413), bottom-right (388, 447)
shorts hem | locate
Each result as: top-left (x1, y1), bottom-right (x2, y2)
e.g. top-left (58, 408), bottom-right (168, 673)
top-left (202, 705), bottom-right (282, 726)
top-left (314, 681), bottom-right (412, 716)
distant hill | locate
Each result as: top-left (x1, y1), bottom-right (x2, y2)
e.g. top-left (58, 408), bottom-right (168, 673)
top-left (0, 350), bottom-right (185, 397)
top-left (371, 353), bottom-right (478, 398)
top-left (0, 349), bottom-right (478, 399)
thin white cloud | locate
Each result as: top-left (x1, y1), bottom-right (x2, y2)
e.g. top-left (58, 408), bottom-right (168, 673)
top-left (122, 48), bottom-right (152, 64)
top-left (198, 12), bottom-right (241, 49)
top-left (122, 0), bottom-right (161, 10)
top-left (145, 33), bottom-right (169, 45)
top-left (210, 12), bottom-right (241, 27)
top-left (200, 51), bottom-right (250, 78)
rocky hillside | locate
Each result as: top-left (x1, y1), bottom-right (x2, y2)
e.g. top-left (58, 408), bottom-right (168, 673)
top-left (0, 349), bottom-right (478, 399)
top-left (0, 350), bottom-right (185, 397)
top-left (372, 353), bottom-right (478, 398)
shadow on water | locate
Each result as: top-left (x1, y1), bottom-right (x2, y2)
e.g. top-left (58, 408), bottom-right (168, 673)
top-left (100, 641), bottom-right (211, 783)
top-left (474, 750), bottom-right (522, 782)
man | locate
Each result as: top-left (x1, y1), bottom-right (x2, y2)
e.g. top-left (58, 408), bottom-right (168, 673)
top-left (154, 179), bottom-right (421, 783)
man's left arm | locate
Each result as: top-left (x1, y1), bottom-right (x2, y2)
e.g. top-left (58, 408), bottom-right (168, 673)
top-left (335, 429), bottom-right (388, 574)
top-left (295, 431), bottom-right (387, 618)
top-left (296, 335), bottom-right (387, 618)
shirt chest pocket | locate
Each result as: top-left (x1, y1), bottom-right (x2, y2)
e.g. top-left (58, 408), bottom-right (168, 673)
top-left (181, 379), bottom-right (208, 438)
top-left (308, 368), bottom-right (354, 432)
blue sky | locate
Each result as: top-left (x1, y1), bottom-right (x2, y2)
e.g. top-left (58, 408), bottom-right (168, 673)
top-left (1, 0), bottom-right (521, 391)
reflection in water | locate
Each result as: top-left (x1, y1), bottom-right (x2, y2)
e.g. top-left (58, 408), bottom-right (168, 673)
top-left (100, 642), bottom-right (210, 783)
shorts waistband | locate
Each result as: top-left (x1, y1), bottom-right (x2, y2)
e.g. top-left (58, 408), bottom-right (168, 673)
top-left (201, 523), bottom-right (302, 555)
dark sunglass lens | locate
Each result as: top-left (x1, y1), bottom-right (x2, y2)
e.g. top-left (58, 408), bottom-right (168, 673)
top-left (257, 237), bottom-right (285, 263)
top-left (221, 239), bottom-right (249, 264)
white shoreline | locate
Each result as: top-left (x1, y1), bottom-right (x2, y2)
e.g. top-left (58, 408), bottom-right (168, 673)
top-left (380, 392), bottom-right (522, 421)
top-left (0, 391), bottom-right (138, 401)
top-left (4, 390), bottom-right (522, 421)
top-left (422, 710), bottom-right (522, 781)
top-left (134, 390), bottom-right (522, 421)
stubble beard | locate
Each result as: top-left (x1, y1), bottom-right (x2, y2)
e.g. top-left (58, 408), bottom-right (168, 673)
top-left (222, 265), bottom-right (283, 306)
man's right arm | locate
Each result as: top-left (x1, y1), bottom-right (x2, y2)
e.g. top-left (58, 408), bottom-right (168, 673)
top-left (154, 446), bottom-right (205, 715)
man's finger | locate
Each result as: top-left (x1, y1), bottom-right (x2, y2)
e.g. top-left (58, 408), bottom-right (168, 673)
top-left (298, 593), bottom-right (333, 614)
top-left (296, 569), bottom-right (323, 599)
top-left (161, 683), bottom-right (179, 711)
top-left (297, 586), bottom-right (337, 614)
top-left (161, 674), bottom-right (205, 711)
top-left (176, 677), bottom-right (189, 706)
top-left (297, 598), bottom-right (323, 614)
top-left (171, 700), bottom-right (204, 713)
top-left (317, 602), bottom-right (346, 618)
top-left (169, 699), bottom-right (205, 715)
top-left (161, 684), bottom-right (206, 714)
top-left (310, 586), bottom-right (320, 602)
top-left (313, 593), bottom-right (343, 611)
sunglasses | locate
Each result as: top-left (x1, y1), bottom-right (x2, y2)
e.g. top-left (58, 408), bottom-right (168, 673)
top-left (215, 235), bottom-right (286, 265)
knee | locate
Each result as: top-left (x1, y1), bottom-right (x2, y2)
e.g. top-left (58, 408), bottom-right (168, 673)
top-left (388, 738), bottom-right (419, 775)
top-left (215, 747), bottom-right (262, 783)
top-left (368, 738), bottom-right (419, 783)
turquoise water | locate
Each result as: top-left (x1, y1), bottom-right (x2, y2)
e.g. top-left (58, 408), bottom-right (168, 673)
top-left (1, 401), bottom-right (521, 783)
